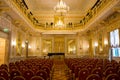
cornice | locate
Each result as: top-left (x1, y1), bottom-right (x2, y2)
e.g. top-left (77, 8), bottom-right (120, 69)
top-left (3, 0), bottom-right (120, 34)
top-left (4, 0), bottom-right (35, 32)
top-left (34, 15), bottom-right (84, 19)
top-left (83, 0), bottom-right (119, 32)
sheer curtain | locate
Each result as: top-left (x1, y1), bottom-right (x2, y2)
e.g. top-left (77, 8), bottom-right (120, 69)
top-left (110, 29), bottom-right (120, 57)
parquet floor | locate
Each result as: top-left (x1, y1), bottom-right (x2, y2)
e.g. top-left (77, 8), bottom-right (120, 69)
top-left (52, 59), bottom-right (71, 80)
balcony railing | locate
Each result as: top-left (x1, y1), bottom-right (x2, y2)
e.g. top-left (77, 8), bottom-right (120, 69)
top-left (12, 0), bottom-right (112, 30)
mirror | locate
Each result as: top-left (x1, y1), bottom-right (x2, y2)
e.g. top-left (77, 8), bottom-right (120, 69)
top-left (42, 39), bottom-right (52, 55)
top-left (67, 39), bottom-right (76, 54)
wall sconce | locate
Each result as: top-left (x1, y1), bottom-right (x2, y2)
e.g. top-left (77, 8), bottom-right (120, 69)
top-left (25, 40), bottom-right (29, 44)
top-left (22, 43), bottom-right (25, 49)
top-left (94, 42), bottom-right (98, 47)
top-left (43, 48), bottom-right (47, 53)
top-left (12, 41), bottom-right (16, 48)
top-left (104, 40), bottom-right (108, 46)
top-left (12, 40), bottom-right (16, 57)
top-left (28, 45), bottom-right (31, 49)
top-left (94, 42), bottom-right (98, 56)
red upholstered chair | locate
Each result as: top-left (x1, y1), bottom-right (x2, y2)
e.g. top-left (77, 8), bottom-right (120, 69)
top-left (86, 74), bottom-right (102, 80)
top-left (70, 63), bottom-right (78, 73)
top-left (104, 67), bottom-right (116, 77)
top-left (41, 66), bottom-right (50, 75)
top-left (91, 68), bottom-right (103, 77)
top-left (30, 76), bottom-right (44, 80)
top-left (115, 64), bottom-right (120, 70)
top-left (12, 76), bottom-right (25, 80)
top-left (31, 66), bottom-right (39, 74)
top-left (0, 66), bottom-right (8, 72)
top-left (36, 65), bottom-right (41, 70)
top-left (105, 74), bottom-right (120, 80)
top-left (0, 64), bottom-right (8, 68)
top-left (36, 70), bottom-right (48, 80)
top-left (74, 65), bottom-right (83, 78)
top-left (19, 66), bottom-right (28, 74)
top-left (95, 65), bottom-right (103, 71)
top-left (86, 65), bottom-right (93, 73)
top-left (23, 69), bottom-right (34, 80)
top-left (9, 62), bottom-right (15, 67)
top-left (45, 64), bottom-right (52, 70)
top-left (0, 77), bottom-right (5, 80)
top-left (117, 69), bottom-right (120, 76)
top-left (0, 64), bottom-right (8, 72)
top-left (104, 64), bottom-right (113, 70)
top-left (0, 70), bottom-right (9, 80)
top-left (9, 66), bottom-right (18, 72)
top-left (10, 70), bottom-right (22, 80)
top-left (78, 68), bottom-right (90, 80)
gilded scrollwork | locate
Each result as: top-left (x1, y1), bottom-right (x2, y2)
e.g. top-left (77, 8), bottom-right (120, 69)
top-left (11, 0), bottom-right (112, 30)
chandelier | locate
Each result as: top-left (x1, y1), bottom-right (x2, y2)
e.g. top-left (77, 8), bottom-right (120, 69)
top-left (54, 0), bottom-right (69, 13)
top-left (55, 19), bottom-right (64, 27)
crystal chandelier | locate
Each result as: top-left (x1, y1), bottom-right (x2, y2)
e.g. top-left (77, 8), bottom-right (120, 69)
top-left (54, 0), bottom-right (69, 13)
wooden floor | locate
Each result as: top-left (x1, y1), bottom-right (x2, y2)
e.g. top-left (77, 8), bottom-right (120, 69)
top-left (52, 59), bottom-right (71, 80)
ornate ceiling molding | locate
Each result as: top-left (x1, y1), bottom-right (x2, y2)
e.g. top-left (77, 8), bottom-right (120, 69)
top-left (3, 0), bottom-right (120, 34)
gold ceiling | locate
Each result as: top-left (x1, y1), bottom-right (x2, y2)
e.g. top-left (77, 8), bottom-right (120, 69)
top-left (1, 0), bottom-right (120, 34)
top-left (24, 0), bottom-right (97, 29)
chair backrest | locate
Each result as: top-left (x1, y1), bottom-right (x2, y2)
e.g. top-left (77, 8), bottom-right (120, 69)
top-left (74, 65), bottom-right (83, 78)
top-left (30, 76), bottom-right (44, 80)
top-left (95, 65), bottom-right (103, 70)
top-left (86, 65), bottom-right (93, 73)
top-left (0, 64), bottom-right (8, 72)
top-left (44, 64), bottom-right (52, 70)
top-left (91, 68), bottom-right (103, 77)
top-left (104, 64), bottom-right (113, 70)
top-left (0, 70), bottom-right (9, 80)
top-left (9, 66), bottom-right (18, 72)
top-left (23, 69), bottom-right (34, 80)
top-left (117, 69), bottom-right (120, 76)
top-left (36, 70), bottom-right (48, 80)
top-left (0, 77), bottom-right (5, 80)
top-left (19, 66), bottom-right (28, 74)
top-left (12, 76), bottom-right (25, 80)
top-left (41, 66), bottom-right (50, 74)
top-left (31, 66), bottom-right (39, 74)
top-left (86, 74), bottom-right (102, 80)
top-left (78, 68), bottom-right (89, 80)
top-left (105, 74), bottom-right (120, 80)
top-left (104, 67), bottom-right (116, 77)
top-left (10, 70), bottom-right (21, 80)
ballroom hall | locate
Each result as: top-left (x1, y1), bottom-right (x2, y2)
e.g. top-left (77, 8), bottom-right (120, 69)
top-left (0, 0), bottom-right (120, 80)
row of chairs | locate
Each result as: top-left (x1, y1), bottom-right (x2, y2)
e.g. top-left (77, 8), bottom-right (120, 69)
top-left (0, 58), bottom-right (54, 80)
top-left (65, 58), bottom-right (120, 80)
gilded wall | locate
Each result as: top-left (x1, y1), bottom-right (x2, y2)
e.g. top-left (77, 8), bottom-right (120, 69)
top-left (84, 12), bottom-right (120, 58)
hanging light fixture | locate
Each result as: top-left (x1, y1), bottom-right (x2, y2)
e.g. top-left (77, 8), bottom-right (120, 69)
top-left (54, 0), bottom-right (69, 13)
top-left (55, 19), bottom-right (64, 27)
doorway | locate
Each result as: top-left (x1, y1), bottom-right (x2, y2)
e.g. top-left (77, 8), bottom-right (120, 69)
top-left (0, 38), bottom-right (6, 65)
